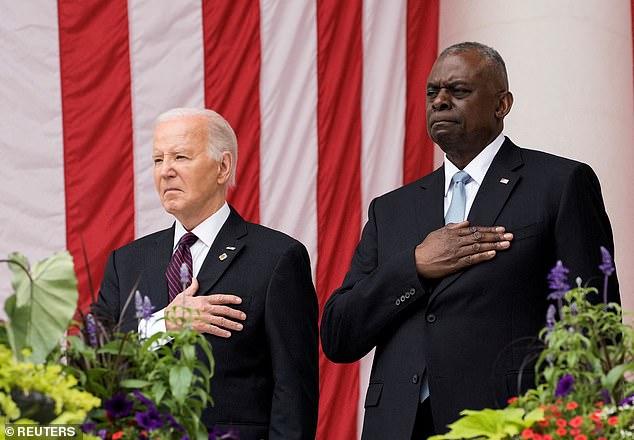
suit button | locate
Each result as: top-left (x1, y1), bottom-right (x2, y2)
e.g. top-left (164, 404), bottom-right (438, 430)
top-left (426, 313), bottom-right (437, 323)
top-left (409, 288), bottom-right (416, 295)
top-left (395, 298), bottom-right (401, 306)
top-left (412, 374), bottom-right (419, 384)
top-left (405, 292), bottom-right (411, 299)
top-left (400, 295), bottom-right (406, 302)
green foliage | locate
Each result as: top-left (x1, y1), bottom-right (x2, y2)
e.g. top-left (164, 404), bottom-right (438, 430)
top-left (0, 344), bottom-right (100, 425)
top-left (431, 282), bottom-right (634, 439)
top-left (64, 309), bottom-right (214, 440)
top-left (429, 407), bottom-right (543, 440)
top-left (2, 252), bottom-right (78, 363)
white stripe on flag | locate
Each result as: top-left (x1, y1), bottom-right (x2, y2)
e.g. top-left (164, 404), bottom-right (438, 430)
top-left (359, 1), bottom-right (408, 434)
top-left (0, 2), bottom-right (66, 297)
top-left (128, 0), bottom-right (206, 238)
top-left (259, 0), bottom-right (319, 275)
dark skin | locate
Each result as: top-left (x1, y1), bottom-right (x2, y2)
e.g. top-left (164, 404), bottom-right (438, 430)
top-left (415, 49), bottom-right (515, 279)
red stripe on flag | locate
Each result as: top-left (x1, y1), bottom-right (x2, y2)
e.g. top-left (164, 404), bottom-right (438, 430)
top-left (404, 0), bottom-right (439, 184)
top-left (57, 0), bottom-right (135, 311)
top-left (316, 0), bottom-right (363, 438)
top-left (202, 1), bottom-right (261, 223)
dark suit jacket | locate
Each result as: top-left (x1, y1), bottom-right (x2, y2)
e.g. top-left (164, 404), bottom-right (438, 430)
top-left (320, 138), bottom-right (619, 439)
top-left (96, 207), bottom-right (319, 440)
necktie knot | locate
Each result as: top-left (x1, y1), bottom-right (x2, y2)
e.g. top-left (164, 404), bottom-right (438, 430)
top-left (178, 232), bottom-right (198, 248)
top-left (452, 170), bottom-right (471, 185)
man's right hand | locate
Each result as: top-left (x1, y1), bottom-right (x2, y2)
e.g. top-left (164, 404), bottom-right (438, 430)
top-left (165, 278), bottom-right (246, 337)
top-left (415, 221), bottom-right (513, 279)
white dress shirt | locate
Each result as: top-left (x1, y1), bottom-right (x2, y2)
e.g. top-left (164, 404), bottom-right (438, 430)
top-left (443, 133), bottom-right (505, 220)
top-left (139, 202), bottom-right (231, 335)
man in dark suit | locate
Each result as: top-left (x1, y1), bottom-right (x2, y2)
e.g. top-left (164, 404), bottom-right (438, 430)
top-left (96, 108), bottom-right (318, 440)
top-left (320, 42), bottom-right (619, 439)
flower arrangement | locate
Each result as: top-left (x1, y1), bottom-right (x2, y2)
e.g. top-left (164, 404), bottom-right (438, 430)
top-left (0, 251), bottom-right (234, 440)
top-left (431, 247), bottom-right (634, 440)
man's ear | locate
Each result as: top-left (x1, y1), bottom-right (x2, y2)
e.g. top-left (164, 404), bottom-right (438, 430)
top-left (496, 91), bottom-right (514, 119)
top-left (217, 152), bottom-right (232, 185)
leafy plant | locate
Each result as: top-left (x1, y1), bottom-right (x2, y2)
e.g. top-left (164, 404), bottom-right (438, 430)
top-left (430, 248), bottom-right (634, 439)
top-left (2, 251), bottom-right (78, 363)
top-left (65, 295), bottom-right (215, 440)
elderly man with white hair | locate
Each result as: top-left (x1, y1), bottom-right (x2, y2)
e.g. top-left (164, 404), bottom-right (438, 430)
top-left (96, 108), bottom-right (319, 440)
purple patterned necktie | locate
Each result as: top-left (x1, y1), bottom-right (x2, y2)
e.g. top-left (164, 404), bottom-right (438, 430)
top-left (166, 232), bottom-right (198, 301)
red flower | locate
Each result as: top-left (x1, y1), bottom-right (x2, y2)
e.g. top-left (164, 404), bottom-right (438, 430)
top-left (556, 418), bottom-right (567, 427)
top-left (590, 413), bottom-right (601, 422)
top-left (522, 428), bottom-right (534, 438)
top-left (112, 432), bottom-right (123, 440)
top-left (570, 429), bottom-right (580, 435)
top-left (566, 401), bottom-right (579, 410)
top-left (538, 420), bottom-right (549, 427)
top-left (508, 397), bottom-right (518, 404)
top-left (607, 416), bottom-right (619, 426)
top-left (595, 401), bottom-right (604, 407)
top-left (556, 427), bottom-right (567, 436)
top-left (569, 416), bottom-right (583, 428)
top-left (543, 435), bottom-right (553, 440)
top-left (573, 435), bottom-right (587, 440)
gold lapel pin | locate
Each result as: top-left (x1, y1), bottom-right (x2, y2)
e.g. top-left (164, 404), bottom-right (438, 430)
top-left (219, 253), bottom-right (228, 261)
top-left (499, 178), bottom-right (510, 184)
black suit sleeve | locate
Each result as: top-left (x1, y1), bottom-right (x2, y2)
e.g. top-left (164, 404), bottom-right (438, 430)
top-left (554, 163), bottom-right (620, 303)
top-left (320, 199), bottom-right (428, 364)
top-left (265, 241), bottom-right (319, 440)
top-left (93, 250), bottom-right (122, 322)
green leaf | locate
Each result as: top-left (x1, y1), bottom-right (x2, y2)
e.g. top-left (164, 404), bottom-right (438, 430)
top-left (169, 365), bottom-right (193, 404)
top-left (428, 407), bottom-right (541, 440)
top-left (4, 251), bottom-right (78, 363)
top-left (120, 379), bottom-right (152, 388)
top-left (603, 362), bottom-right (634, 393)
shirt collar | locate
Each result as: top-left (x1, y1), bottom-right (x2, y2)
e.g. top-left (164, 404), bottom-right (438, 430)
top-left (444, 133), bottom-right (505, 196)
top-left (173, 202), bottom-right (231, 250)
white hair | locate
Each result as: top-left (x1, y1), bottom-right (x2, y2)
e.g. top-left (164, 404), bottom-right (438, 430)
top-left (155, 108), bottom-right (238, 186)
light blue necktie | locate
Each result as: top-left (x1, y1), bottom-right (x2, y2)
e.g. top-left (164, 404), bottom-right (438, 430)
top-left (445, 170), bottom-right (471, 224)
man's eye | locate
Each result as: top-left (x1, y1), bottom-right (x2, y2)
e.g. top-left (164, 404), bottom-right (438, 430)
top-left (176, 155), bottom-right (188, 160)
top-left (451, 88), bottom-right (470, 98)
top-left (426, 89), bottom-right (438, 98)
top-left (153, 158), bottom-right (163, 164)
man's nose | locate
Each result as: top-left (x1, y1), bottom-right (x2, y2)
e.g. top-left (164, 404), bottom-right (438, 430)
top-left (431, 89), bottom-right (451, 111)
top-left (159, 158), bottom-right (176, 177)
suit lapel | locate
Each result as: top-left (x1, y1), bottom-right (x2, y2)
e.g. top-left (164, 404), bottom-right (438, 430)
top-left (146, 226), bottom-right (175, 309)
top-left (196, 207), bottom-right (247, 296)
top-left (431, 138), bottom-right (524, 300)
top-left (467, 138), bottom-right (523, 226)
top-left (414, 167), bottom-right (445, 241)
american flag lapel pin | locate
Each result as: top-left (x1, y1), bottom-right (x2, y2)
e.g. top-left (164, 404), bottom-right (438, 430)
top-left (499, 178), bottom-right (510, 184)
top-left (226, 246), bottom-right (236, 251)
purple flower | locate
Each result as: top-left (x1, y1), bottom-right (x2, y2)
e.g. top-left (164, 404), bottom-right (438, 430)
top-left (134, 290), bottom-right (155, 320)
top-left (164, 411), bottom-right (186, 433)
top-left (180, 262), bottom-right (190, 286)
top-left (545, 304), bottom-right (557, 333)
top-left (136, 408), bottom-right (164, 431)
top-left (104, 393), bottom-right (134, 418)
top-left (599, 246), bottom-right (615, 276)
top-left (81, 421), bottom-right (96, 433)
top-left (132, 390), bottom-right (156, 411)
top-left (554, 374), bottom-right (575, 397)
top-left (601, 389), bottom-right (613, 404)
top-left (85, 313), bottom-right (98, 347)
top-left (547, 260), bottom-right (570, 300)
top-left (97, 429), bottom-right (107, 440)
top-left (619, 393), bottom-right (634, 406)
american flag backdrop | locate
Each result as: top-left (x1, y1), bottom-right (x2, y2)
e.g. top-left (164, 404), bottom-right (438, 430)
top-left (0, 1), bottom-right (438, 438)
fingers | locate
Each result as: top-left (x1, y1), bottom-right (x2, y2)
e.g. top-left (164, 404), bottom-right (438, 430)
top-left (182, 277), bottom-right (199, 296)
